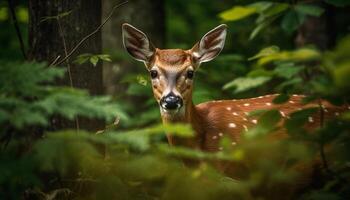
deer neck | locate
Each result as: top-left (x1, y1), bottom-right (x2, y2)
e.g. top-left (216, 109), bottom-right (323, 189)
top-left (161, 98), bottom-right (204, 149)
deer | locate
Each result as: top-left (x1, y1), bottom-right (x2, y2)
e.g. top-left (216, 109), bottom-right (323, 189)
top-left (121, 23), bottom-right (347, 198)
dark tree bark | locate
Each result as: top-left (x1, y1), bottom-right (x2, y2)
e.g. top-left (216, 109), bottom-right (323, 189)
top-left (102, 0), bottom-right (165, 98)
top-left (28, 0), bottom-right (104, 131)
top-left (295, 4), bottom-right (336, 50)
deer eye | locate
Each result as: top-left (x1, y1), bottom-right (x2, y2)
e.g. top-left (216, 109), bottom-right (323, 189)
top-left (150, 70), bottom-right (158, 79)
top-left (186, 70), bottom-right (194, 79)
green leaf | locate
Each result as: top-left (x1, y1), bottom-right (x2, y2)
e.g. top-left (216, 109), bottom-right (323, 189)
top-left (97, 54), bottom-right (112, 62)
top-left (272, 94), bottom-right (290, 104)
top-left (257, 48), bottom-right (321, 66)
top-left (245, 109), bottom-right (282, 139)
top-left (281, 10), bottom-right (306, 33)
top-left (74, 53), bottom-right (91, 65)
top-left (247, 69), bottom-right (274, 78)
top-left (57, 10), bottom-right (73, 19)
top-left (90, 56), bottom-right (99, 66)
top-left (0, 7), bottom-right (8, 21)
top-left (223, 77), bottom-right (271, 93)
top-left (285, 107), bottom-right (318, 136)
top-left (273, 63), bottom-right (304, 79)
top-left (136, 75), bottom-right (149, 86)
top-left (295, 4), bottom-right (324, 17)
top-left (16, 7), bottom-right (28, 23)
top-left (262, 3), bottom-right (289, 18)
top-left (248, 46), bottom-right (280, 61)
top-left (219, 6), bottom-right (257, 21)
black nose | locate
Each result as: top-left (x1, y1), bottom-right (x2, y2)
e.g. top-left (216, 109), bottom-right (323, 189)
top-left (160, 93), bottom-right (183, 110)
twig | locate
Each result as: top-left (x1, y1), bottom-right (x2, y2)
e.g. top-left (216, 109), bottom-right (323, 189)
top-left (49, 55), bottom-right (61, 66)
top-left (317, 100), bottom-right (331, 172)
top-left (7, 0), bottom-right (27, 59)
top-left (57, 17), bottom-right (80, 132)
top-left (52, 0), bottom-right (128, 66)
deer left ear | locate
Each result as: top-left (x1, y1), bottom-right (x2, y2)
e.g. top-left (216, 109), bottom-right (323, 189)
top-left (191, 24), bottom-right (227, 64)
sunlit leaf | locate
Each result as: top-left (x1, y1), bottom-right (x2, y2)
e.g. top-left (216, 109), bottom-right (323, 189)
top-left (90, 56), bottom-right (99, 66)
top-left (257, 48), bottom-right (321, 65)
top-left (219, 6), bottom-right (257, 21)
top-left (16, 7), bottom-right (28, 23)
top-left (223, 77), bottom-right (271, 93)
top-left (248, 46), bottom-right (280, 61)
top-left (0, 7), bottom-right (8, 21)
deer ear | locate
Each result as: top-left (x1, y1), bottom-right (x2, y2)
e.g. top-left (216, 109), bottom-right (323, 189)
top-left (122, 23), bottom-right (155, 63)
top-left (191, 24), bottom-right (227, 64)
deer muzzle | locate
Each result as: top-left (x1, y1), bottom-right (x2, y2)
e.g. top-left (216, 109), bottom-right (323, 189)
top-left (160, 92), bottom-right (183, 110)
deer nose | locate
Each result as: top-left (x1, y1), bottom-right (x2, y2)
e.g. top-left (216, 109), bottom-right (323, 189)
top-left (160, 93), bottom-right (183, 110)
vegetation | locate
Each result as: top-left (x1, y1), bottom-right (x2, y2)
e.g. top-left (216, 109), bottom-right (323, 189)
top-left (0, 0), bottom-right (350, 199)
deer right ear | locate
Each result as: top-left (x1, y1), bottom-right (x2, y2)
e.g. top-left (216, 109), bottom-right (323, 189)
top-left (122, 23), bottom-right (155, 63)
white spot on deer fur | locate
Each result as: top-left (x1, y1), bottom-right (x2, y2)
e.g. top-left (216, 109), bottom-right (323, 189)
top-left (244, 103), bottom-right (250, 106)
top-left (335, 112), bottom-right (340, 116)
top-left (308, 117), bottom-right (314, 123)
top-left (252, 119), bottom-right (257, 124)
top-left (292, 94), bottom-right (299, 97)
top-left (228, 123), bottom-right (236, 128)
top-left (242, 117), bottom-right (248, 121)
top-left (258, 96), bottom-right (263, 99)
top-left (243, 125), bottom-right (248, 131)
top-left (226, 107), bottom-right (231, 111)
top-left (280, 111), bottom-right (286, 117)
top-left (232, 112), bottom-right (239, 116)
top-left (218, 132), bottom-right (223, 137)
top-left (324, 108), bottom-right (328, 113)
top-left (244, 112), bottom-right (249, 115)
top-left (231, 142), bottom-right (237, 146)
top-left (212, 135), bottom-right (218, 140)
top-left (266, 102), bottom-right (272, 106)
top-left (289, 101), bottom-right (295, 104)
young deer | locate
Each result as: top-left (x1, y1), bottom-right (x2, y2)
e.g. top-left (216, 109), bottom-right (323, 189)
top-left (122, 23), bottom-right (344, 151)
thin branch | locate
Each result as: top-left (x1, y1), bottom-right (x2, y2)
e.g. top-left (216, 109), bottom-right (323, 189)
top-left (57, 17), bottom-right (80, 132)
top-left (49, 55), bottom-right (61, 66)
top-left (7, 0), bottom-right (27, 59)
top-left (52, 0), bottom-right (128, 66)
top-left (317, 100), bottom-right (331, 172)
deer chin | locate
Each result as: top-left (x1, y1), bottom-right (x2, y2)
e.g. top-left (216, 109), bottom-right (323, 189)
top-left (160, 106), bottom-right (185, 119)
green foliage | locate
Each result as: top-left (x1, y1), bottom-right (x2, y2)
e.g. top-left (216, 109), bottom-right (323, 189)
top-left (0, 61), bottom-right (127, 130)
top-left (74, 53), bottom-right (112, 67)
top-left (219, 2), bottom-right (325, 38)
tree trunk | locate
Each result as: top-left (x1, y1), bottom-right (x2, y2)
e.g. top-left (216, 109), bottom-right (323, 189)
top-left (102, 0), bottom-right (165, 99)
top-left (295, 4), bottom-right (336, 50)
top-left (28, 0), bottom-right (103, 131)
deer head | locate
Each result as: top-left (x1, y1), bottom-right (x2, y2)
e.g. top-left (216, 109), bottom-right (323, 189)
top-left (122, 23), bottom-right (227, 119)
